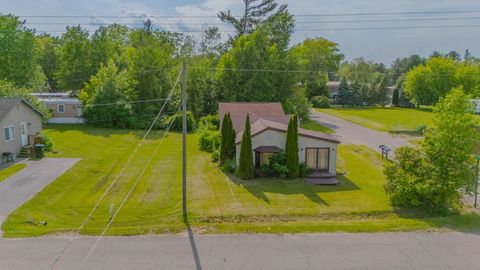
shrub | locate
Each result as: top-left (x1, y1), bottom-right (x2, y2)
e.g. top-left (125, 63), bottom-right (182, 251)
top-left (198, 129), bottom-right (220, 152)
top-left (311, 96), bottom-right (331, 108)
top-left (272, 163), bottom-right (289, 178)
top-left (40, 132), bottom-right (54, 152)
top-left (198, 114), bottom-right (221, 152)
top-left (162, 111), bottom-right (197, 132)
top-left (268, 152), bottom-right (289, 178)
top-left (211, 149), bottom-right (220, 162)
top-left (198, 115), bottom-right (219, 129)
top-left (299, 163), bottom-right (311, 178)
top-left (221, 159), bottom-right (236, 173)
top-left (416, 124), bottom-right (428, 134)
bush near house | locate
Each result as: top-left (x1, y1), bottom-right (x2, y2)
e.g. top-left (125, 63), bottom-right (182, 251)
top-left (311, 96), bottom-right (331, 108)
top-left (198, 115), bottom-right (220, 153)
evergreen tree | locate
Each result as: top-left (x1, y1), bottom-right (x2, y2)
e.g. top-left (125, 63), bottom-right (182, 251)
top-left (225, 114), bottom-right (236, 161)
top-left (218, 0), bottom-right (288, 36)
top-left (220, 113), bottom-right (236, 164)
top-left (238, 113), bottom-right (254, 179)
top-left (392, 88), bottom-right (400, 107)
top-left (336, 79), bottom-right (350, 107)
top-left (285, 114), bottom-right (299, 178)
top-left (220, 113), bottom-right (230, 165)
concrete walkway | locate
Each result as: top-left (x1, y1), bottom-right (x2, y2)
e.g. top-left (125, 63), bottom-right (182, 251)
top-left (1, 232), bottom-right (479, 270)
top-left (0, 158), bottom-right (80, 235)
top-left (310, 110), bottom-right (411, 154)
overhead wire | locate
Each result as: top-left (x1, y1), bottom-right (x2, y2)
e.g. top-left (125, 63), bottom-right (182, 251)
top-left (47, 70), bottom-right (181, 270)
top-left (76, 100), bottom-right (183, 269)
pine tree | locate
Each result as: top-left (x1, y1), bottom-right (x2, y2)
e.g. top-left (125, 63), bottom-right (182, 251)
top-left (392, 88), bottom-right (400, 107)
top-left (336, 79), bottom-right (351, 107)
top-left (220, 113), bottom-right (230, 164)
top-left (285, 114), bottom-right (299, 178)
top-left (238, 113), bottom-right (254, 179)
top-left (225, 113), bottom-right (236, 162)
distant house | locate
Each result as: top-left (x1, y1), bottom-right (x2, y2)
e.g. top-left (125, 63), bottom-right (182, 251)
top-left (219, 102), bottom-right (340, 177)
top-left (473, 99), bottom-right (480, 114)
top-left (32, 92), bottom-right (84, 123)
top-left (327, 81), bottom-right (341, 100)
top-left (0, 97), bottom-right (43, 157)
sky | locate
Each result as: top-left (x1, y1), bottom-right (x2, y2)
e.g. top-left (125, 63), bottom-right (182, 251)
top-left (2, 0), bottom-right (480, 65)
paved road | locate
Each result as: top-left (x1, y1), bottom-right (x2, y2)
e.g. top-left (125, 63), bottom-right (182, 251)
top-left (0, 158), bottom-right (79, 235)
top-left (310, 110), bottom-right (411, 154)
top-left (1, 232), bottom-right (479, 270)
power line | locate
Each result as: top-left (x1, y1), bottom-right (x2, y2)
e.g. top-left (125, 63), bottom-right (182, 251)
top-left (76, 101), bottom-right (182, 269)
top-left (21, 16), bottom-right (480, 26)
top-left (4, 23), bottom-right (480, 34)
top-left (47, 71), bottom-right (181, 270)
top-left (13, 10), bottom-right (480, 19)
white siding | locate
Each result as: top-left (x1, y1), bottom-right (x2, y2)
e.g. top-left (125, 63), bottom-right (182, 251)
top-left (236, 129), bottom-right (338, 175)
top-left (0, 102), bottom-right (42, 156)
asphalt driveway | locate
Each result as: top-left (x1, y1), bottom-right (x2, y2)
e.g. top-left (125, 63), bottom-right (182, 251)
top-left (310, 110), bottom-right (411, 155)
top-left (0, 158), bottom-right (79, 235)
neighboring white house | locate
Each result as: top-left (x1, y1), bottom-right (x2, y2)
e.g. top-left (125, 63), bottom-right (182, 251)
top-left (32, 92), bottom-right (84, 124)
top-left (219, 102), bottom-right (340, 177)
top-left (0, 98), bottom-right (43, 157)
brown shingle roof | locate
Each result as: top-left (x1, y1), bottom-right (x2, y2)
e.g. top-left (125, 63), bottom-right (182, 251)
top-left (0, 97), bottom-right (44, 122)
top-left (235, 118), bottom-right (340, 145)
top-left (219, 102), bottom-right (290, 133)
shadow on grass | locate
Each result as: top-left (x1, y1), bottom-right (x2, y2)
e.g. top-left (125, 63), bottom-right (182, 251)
top-left (388, 130), bottom-right (423, 137)
top-left (394, 208), bottom-right (480, 234)
top-left (225, 173), bottom-right (359, 206)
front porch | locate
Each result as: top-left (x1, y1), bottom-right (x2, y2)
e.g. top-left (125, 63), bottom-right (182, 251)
top-left (305, 171), bottom-right (339, 185)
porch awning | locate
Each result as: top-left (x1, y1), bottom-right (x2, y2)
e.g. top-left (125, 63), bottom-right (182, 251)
top-left (253, 146), bottom-right (283, 153)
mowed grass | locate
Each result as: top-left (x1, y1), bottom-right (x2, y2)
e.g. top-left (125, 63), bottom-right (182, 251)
top-left (3, 124), bottom-right (185, 237)
top-left (3, 125), bottom-right (480, 237)
top-left (300, 119), bottom-right (334, 134)
top-left (0, 163), bottom-right (27, 182)
top-left (318, 107), bottom-right (434, 132)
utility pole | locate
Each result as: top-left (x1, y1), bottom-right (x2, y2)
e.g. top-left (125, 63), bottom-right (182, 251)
top-left (182, 62), bottom-right (187, 217)
top-left (475, 155), bottom-right (480, 209)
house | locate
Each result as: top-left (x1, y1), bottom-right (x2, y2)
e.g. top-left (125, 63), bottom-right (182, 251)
top-left (219, 102), bottom-right (340, 176)
top-left (327, 81), bottom-right (341, 100)
top-left (0, 98), bottom-right (43, 157)
top-left (473, 99), bottom-right (480, 114)
top-left (32, 92), bottom-right (84, 123)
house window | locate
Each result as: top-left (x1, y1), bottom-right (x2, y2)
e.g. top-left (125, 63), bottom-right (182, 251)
top-left (58, 104), bottom-right (65, 113)
top-left (4, 125), bottom-right (15, 142)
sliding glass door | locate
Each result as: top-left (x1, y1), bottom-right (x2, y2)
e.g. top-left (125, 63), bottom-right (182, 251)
top-left (305, 148), bottom-right (330, 171)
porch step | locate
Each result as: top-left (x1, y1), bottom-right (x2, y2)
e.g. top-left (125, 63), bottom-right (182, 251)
top-left (18, 146), bottom-right (33, 158)
top-left (305, 177), bottom-right (339, 185)
top-left (305, 172), bottom-right (336, 179)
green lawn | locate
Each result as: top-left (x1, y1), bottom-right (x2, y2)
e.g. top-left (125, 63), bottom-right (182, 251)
top-left (0, 163), bottom-right (27, 182)
top-left (300, 119), bottom-right (334, 134)
top-left (3, 124), bottom-right (480, 237)
top-left (318, 107), bottom-right (434, 132)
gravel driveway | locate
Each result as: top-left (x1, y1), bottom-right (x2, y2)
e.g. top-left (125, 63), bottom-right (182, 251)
top-left (310, 110), bottom-right (411, 155)
top-left (0, 158), bottom-right (79, 236)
